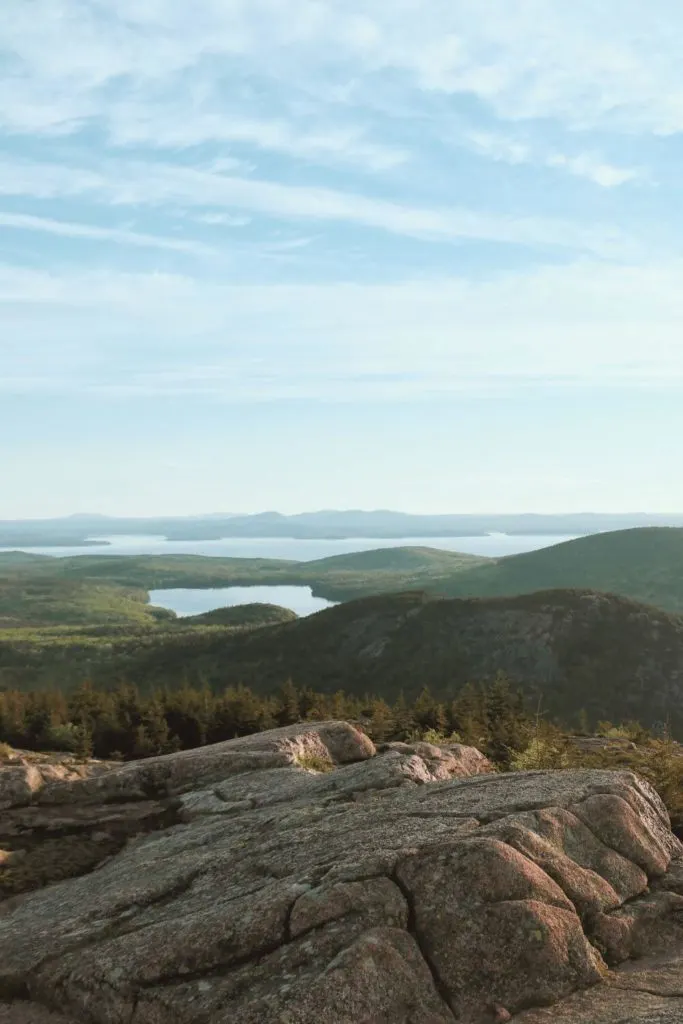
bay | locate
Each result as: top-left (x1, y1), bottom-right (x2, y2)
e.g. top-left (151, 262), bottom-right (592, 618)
top-left (0, 533), bottom-right (579, 560)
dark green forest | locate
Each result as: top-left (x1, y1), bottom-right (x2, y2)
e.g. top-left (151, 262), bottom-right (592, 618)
top-left (0, 677), bottom-right (530, 764)
top-left (4, 677), bottom-right (682, 828)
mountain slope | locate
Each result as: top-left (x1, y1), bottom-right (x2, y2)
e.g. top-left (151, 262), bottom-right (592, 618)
top-left (179, 603), bottom-right (297, 627)
top-left (58, 528), bottom-right (683, 613)
top-left (303, 546), bottom-right (485, 572)
top-left (0, 580), bottom-right (175, 629)
top-left (439, 527), bottom-right (683, 611)
top-left (6, 529), bottom-right (683, 623)
top-left (193, 588), bottom-right (683, 728)
top-left (4, 588), bottom-right (683, 730)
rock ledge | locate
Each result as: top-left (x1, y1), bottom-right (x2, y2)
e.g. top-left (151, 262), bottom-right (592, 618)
top-left (1, 721), bottom-right (682, 1024)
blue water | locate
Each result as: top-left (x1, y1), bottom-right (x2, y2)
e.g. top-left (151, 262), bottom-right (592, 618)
top-left (0, 533), bottom-right (578, 560)
top-left (1, 533), bottom-right (579, 619)
top-left (150, 585), bottom-right (335, 618)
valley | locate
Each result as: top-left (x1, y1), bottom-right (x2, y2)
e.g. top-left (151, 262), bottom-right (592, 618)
top-left (3, 526), bottom-right (683, 627)
top-left (4, 528), bottom-right (683, 732)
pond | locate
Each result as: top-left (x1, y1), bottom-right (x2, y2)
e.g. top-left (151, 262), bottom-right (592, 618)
top-left (149, 585), bottom-right (336, 618)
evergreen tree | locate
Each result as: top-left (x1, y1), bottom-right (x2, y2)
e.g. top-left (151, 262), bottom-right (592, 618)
top-left (73, 721), bottom-right (94, 760)
top-left (484, 673), bottom-right (528, 765)
top-left (392, 693), bottom-right (415, 740)
top-left (413, 686), bottom-right (447, 733)
top-left (366, 698), bottom-right (394, 743)
top-left (143, 699), bottom-right (171, 754)
top-left (131, 724), bottom-right (156, 760)
top-left (276, 679), bottom-right (301, 726)
top-left (450, 684), bottom-right (487, 747)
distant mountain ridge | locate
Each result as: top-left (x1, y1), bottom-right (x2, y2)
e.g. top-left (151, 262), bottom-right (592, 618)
top-left (4, 510), bottom-right (683, 546)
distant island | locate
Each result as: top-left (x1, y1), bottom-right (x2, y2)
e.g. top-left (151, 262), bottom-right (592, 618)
top-left (3, 510), bottom-right (683, 547)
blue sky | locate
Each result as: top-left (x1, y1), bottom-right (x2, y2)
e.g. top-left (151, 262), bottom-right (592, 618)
top-left (2, 0), bottom-right (683, 517)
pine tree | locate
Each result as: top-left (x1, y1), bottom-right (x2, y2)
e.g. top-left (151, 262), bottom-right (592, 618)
top-left (484, 673), bottom-right (528, 766)
top-left (392, 693), bottom-right (415, 740)
top-left (276, 679), bottom-right (301, 726)
top-left (131, 724), bottom-right (156, 760)
top-left (74, 721), bottom-right (94, 760)
top-left (143, 699), bottom-right (171, 754)
top-left (413, 686), bottom-right (447, 734)
top-left (367, 699), bottom-right (394, 743)
top-left (451, 684), bottom-right (486, 747)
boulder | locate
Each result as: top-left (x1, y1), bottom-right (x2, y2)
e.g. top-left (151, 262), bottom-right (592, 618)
top-left (0, 755), bottom-right (116, 811)
top-left (0, 765), bottom-right (43, 811)
top-left (514, 941), bottom-right (683, 1022)
top-left (0, 722), bottom-right (681, 1024)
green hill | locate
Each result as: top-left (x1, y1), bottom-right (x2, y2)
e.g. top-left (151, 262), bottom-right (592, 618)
top-left (171, 587), bottom-right (683, 729)
top-left (0, 546), bottom-right (477, 624)
top-left (438, 528), bottom-right (683, 611)
top-left (303, 546), bottom-right (485, 572)
top-left (179, 603), bottom-right (297, 627)
top-left (0, 552), bottom-right (54, 566)
top-left (5, 528), bottom-right (683, 629)
top-left (0, 579), bottom-right (175, 629)
top-left (3, 587), bottom-right (683, 731)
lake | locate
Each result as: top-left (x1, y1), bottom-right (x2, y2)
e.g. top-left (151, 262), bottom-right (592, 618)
top-left (150, 585), bottom-right (335, 618)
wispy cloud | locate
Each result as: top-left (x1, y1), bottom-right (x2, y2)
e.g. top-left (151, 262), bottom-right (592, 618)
top-left (0, 156), bottom-right (634, 258)
top-left (109, 110), bottom-right (410, 173)
top-left (0, 210), bottom-right (214, 255)
top-left (465, 132), bottom-right (530, 166)
top-left (545, 153), bottom-right (641, 188)
top-left (465, 131), bottom-right (642, 188)
top-left (3, 259), bottom-right (683, 399)
top-left (195, 212), bottom-right (251, 227)
top-left (5, 1), bottom-right (683, 141)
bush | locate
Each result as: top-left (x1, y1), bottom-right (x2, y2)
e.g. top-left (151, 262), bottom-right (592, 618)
top-left (595, 721), bottom-right (650, 742)
top-left (417, 728), bottom-right (463, 746)
top-left (295, 752), bottom-right (334, 773)
top-left (509, 737), bottom-right (569, 771)
top-left (563, 737), bottom-right (683, 829)
top-left (43, 723), bottom-right (80, 753)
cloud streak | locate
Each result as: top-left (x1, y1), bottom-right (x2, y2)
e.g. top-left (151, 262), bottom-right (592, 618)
top-left (464, 132), bottom-right (642, 188)
top-left (2, 259), bottom-right (683, 400)
top-left (5, 0), bottom-right (683, 141)
top-left (0, 211), bottom-right (214, 255)
top-left (0, 156), bottom-right (634, 258)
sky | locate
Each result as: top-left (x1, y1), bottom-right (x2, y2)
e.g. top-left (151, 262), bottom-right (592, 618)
top-left (3, 0), bottom-right (683, 517)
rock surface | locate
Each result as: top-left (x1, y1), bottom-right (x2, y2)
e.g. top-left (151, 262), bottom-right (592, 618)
top-left (0, 721), bottom-right (682, 1023)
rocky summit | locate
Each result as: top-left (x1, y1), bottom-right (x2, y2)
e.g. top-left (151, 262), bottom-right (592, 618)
top-left (1, 722), bottom-right (683, 1023)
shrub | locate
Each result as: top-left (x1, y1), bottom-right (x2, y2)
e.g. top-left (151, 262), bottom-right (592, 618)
top-left (559, 736), bottom-right (683, 830)
top-left (295, 752), bottom-right (334, 773)
top-left (420, 728), bottom-right (463, 746)
top-left (43, 723), bottom-right (80, 753)
top-left (509, 737), bottom-right (569, 771)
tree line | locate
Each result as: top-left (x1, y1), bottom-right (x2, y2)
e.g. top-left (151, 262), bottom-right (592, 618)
top-left (4, 677), bottom-right (681, 830)
top-left (0, 675), bottom-right (535, 766)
